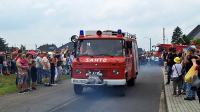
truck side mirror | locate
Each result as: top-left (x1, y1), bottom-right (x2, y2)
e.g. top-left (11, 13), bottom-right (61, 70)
top-left (125, 42), bottom-right (132, 56)
top-left (127, 42), bottom-right (132, 49)
top-left (71, 35), bottom-right (79, 43)
top-left (71, 35), bottom-right (79, 58)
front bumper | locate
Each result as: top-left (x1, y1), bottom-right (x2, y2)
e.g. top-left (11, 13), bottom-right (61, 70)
top-left (71, 78), bottom-right (126, 86)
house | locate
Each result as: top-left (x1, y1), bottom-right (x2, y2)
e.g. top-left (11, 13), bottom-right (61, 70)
top-left (58, 42), bottom-right (74, 51)
top-left (38, 44), bottom-right (57, 52)
top-left (187, 25), bottom-right (200, 39)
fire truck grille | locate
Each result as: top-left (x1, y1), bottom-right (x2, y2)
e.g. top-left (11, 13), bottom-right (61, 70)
top-left (85, 70), bottom-right (106, 77)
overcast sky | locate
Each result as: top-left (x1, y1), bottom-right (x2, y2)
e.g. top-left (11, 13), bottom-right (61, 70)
top-left (0, 0), bottom-right (200, 50)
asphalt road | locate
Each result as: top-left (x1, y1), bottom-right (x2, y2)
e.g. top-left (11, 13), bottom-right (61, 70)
top-left (0, 65), bottom-right (163, 112)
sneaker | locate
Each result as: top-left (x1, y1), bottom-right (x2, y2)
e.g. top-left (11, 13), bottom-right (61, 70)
top-left (177, 91), bottom-right (181, 95)
top-left (37, 82), bottom-right (43, 85)
top-left (192, 97), bottom-right (196, 100)
top-left (165, 82), bottom-right (170, 85)
top-left (184, 97), bottom-right (194, 101)
top-left (23, 89), bottom-right (30, 93)
top-left (32, 87), bottom-right (37, 90)
top-left (45, 84), bottom-right (52, 87)
top-left (173, 92), bottom-right (177, 95)
top-left (48, 84), bottom-right (53, 86)
top-left (51, 84), bottom-right (57, 86)
top-left (181, 92), bottom-right (186, 95)
top-left (18, 91), bottom-right (25, 94)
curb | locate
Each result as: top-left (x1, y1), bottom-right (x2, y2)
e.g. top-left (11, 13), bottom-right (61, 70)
top-left (159, 77), bottom-right (168, 112)
top-left (163, 77), bottom-right (169, 112)
top-left (161, 67), bottom-right (168, 112)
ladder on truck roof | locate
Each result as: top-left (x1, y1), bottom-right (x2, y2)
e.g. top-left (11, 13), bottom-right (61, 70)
top-left (85, 30), bottom-right (136, 39)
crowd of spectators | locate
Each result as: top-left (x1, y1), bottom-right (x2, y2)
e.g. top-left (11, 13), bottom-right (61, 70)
top-left (0, 50), bottom-right (74, 94)
top-left (163, 46), bottom-right (200, 103)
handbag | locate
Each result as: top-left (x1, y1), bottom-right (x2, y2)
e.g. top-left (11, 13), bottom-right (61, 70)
top-left (192, 75), bottom-right (200, 89)
top-left (185, 65), bottom-right (198, 83)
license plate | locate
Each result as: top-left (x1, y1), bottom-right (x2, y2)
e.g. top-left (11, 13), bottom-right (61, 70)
top-left (73, 79), bottom-right (87, 84)
top-left (87, 71), bottom-right (103, 77)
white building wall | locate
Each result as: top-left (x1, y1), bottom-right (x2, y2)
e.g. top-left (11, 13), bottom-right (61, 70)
top-left (194, 32), bottom-right (200, 39)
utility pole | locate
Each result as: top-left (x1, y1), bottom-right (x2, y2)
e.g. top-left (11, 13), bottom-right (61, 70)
top-left (166, 38), bottom-right (168, 44)
top-left (150, 38), bottom-right (151, 52)
top-left (163, 28), bottom-right (165, 44)
top-left (35, 44), bottom-right (37, 50)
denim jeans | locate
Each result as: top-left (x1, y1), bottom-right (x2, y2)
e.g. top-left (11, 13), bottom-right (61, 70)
top-left (182, 81), bottom-right (187, 91)
top-left (37, 68), bottom-right (43, 84)
top-left (186, 83), bottom-right (195, 98)
top-left (27, 69), bottom-right (31, 86)
top-left (167, 66), bottom-right (172, 83)
top-left (43, 69), bottom-right (51, 84)
top-left (56, 66), bottom-right (62, 82)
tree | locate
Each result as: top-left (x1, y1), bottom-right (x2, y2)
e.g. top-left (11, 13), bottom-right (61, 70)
top-left (20, 45), bottom-right (26, 52)
top-left (171, 26), bottom-right (183, 44)
top-left (0, 37), bottom-right (8, 52)
top-left (193, 39), bottom-right (200, 45)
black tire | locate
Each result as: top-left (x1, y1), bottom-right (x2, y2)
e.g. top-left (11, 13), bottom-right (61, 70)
top-left (127, 78), bottom-right (135, 87)
top-left (74, 84), bottom-right (83, 95)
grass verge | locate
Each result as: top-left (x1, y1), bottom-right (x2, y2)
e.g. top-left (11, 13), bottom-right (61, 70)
top-left (0, 75), bottom-right (17, 96)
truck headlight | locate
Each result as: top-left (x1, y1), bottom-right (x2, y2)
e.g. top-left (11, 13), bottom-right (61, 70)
top-left (75, 69), bottom-right (81, 74)
top-left (113, 70), bottom-right (120, 75)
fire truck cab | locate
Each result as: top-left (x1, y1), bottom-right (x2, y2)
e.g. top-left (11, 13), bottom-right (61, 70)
top-left (71, 30), bottom-right (139, 96)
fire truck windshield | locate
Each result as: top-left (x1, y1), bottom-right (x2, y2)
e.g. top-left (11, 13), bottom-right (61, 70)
top-left (77, 39), bottom-right (124, 56)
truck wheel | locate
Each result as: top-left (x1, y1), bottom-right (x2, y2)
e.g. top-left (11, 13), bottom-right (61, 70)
top-left (74, 84), bottom-right (83, 95)
top-left (117, 86), bottom-right (126, 96)
top-left (127, 78), bottom-right (135, 87)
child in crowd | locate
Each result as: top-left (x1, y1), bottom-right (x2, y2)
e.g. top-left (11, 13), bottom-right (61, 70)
top-left (171, 57), bottom-right (182, 96)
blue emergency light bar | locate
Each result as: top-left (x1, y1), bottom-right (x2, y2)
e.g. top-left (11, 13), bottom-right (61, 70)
top-left (80, 30), bottom-right (84, 36)
top-left (117, 29), bottom-right (122, 34)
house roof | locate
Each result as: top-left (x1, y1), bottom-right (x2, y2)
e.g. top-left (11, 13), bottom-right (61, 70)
top-left (38, 44), bottom-right (57, 52)
top-left (58, 42), bottom-right (74, 50)
top-left (187, 25), bottom-right (200, 38)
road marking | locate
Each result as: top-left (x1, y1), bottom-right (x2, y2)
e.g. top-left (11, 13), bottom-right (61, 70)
top-left (48, 96), bottom-right (81, 112)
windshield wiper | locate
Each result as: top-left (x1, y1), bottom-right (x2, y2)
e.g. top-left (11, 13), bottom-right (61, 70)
top-left (79, 54), bottom-right (91, 56)
top-left (96, 54), bottom-right (113, 56)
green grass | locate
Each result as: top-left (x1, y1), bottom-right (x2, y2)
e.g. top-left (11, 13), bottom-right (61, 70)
top-left (0, 74), bottom-right (70, 96)
top-left (61, 74), bottom-right (71, 80)
top-left (0, 75), bottom-right (17, 95)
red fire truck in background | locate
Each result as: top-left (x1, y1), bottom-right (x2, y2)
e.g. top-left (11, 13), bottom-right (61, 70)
top-left (154, 44), bottom-right (188, 57)
top-left (70, 30), bottom-right (139, 96)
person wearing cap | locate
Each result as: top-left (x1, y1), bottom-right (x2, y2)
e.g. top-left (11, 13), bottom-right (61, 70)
top-left (171, 57), bottom-right (182, 96)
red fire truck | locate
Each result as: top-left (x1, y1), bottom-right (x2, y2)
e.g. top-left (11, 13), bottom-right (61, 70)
top-left (70, 30), bottom-right (139, 96)
top-left (154, 44), bottom-right (188, 57)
